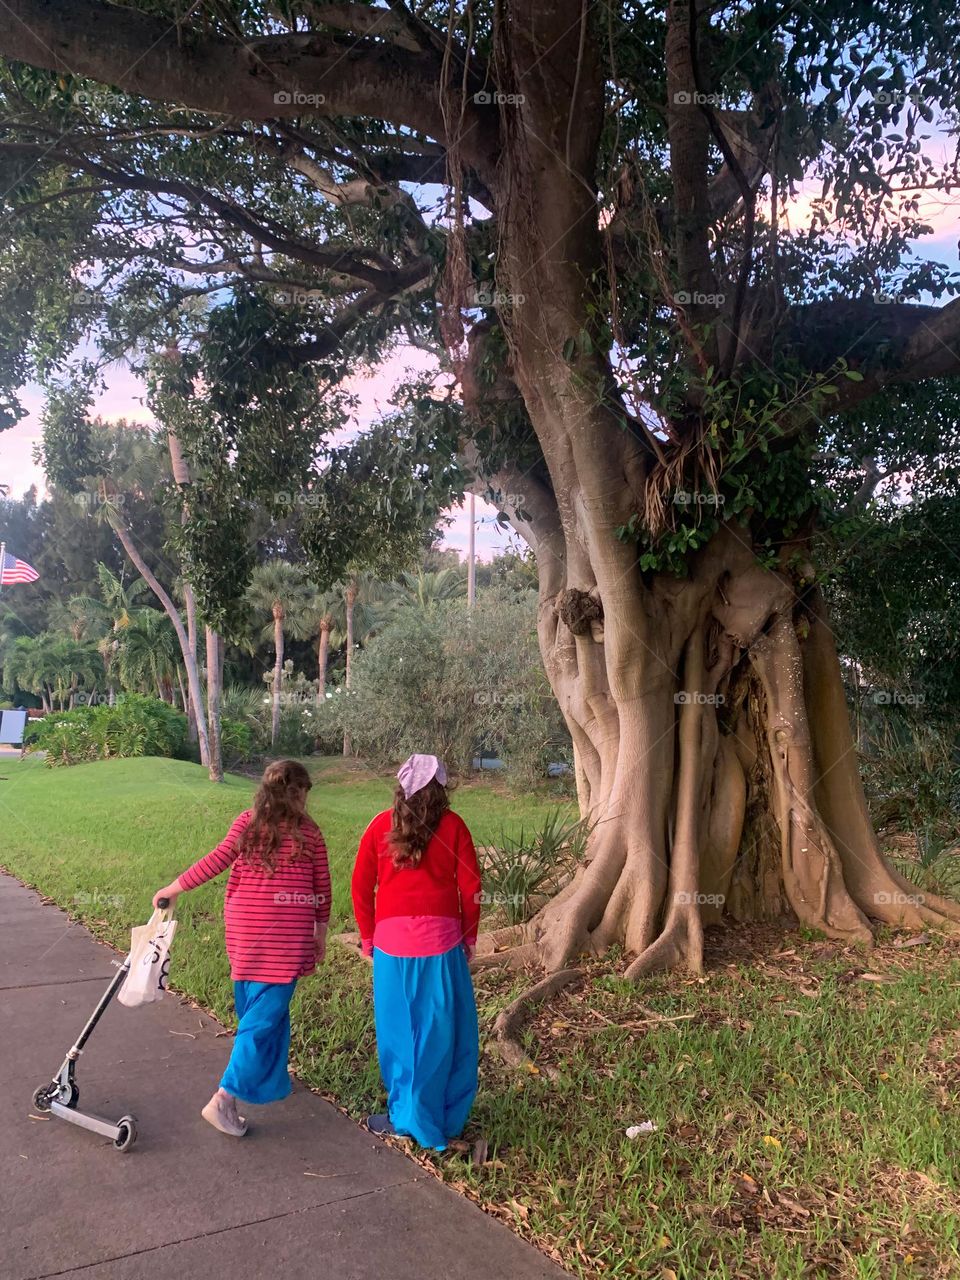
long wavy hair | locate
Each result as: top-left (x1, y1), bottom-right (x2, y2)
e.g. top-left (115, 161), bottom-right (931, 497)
top-left (237, 759), bottom-right (314, 873)
top-left (388, 777), bottom-right (450, 869)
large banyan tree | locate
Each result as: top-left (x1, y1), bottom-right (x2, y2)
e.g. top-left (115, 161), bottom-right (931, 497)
top-left (2, 0), bottom-right (960, 974)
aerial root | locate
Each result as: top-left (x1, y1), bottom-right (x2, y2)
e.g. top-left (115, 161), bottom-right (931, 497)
top-left (491, 967), bottom-right (584, 1071)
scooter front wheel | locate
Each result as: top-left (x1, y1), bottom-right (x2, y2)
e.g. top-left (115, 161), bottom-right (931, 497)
top-left (32, 1084), bottom-right (53, 1112)
top-left (114, 1115), bottom-right (137, 1151)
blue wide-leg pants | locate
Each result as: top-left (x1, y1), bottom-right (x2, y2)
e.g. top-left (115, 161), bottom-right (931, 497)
top-left (220, 979), bottom-right (297, 1105)
top-left (372, 945), bottom-right (479, 1151)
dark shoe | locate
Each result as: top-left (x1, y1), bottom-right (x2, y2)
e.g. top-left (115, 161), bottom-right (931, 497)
top-left (366, 1113), bottom-right (397, 1136)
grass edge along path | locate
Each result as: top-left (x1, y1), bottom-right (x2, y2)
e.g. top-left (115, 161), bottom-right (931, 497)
top-left (3, 755), bottom-right (960, 1279)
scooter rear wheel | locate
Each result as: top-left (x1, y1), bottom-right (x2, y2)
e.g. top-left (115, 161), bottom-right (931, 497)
top-left (114, 1115), bottom-right (137, 1151)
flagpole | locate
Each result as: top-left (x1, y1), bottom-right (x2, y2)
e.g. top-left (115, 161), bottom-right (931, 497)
top-left (0, 540), bottom-right (5, 600)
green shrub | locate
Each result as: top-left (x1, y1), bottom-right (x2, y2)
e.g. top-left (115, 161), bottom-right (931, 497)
top-left (481, 808), bottom-right (593, 924)
top-left (220, 715), bottom-right (254, 765)
top-left (26, 694), bottom-right (188, 767)
top-left (860, 719), bottom-right (960, 837)
top-left (890, 825), bottom-right (960, 898)
top-left (315, 587), bottom-right (571, 785)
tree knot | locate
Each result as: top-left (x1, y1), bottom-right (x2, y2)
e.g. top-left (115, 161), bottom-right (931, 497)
top-left (556, 588), bottom-right (603, 636)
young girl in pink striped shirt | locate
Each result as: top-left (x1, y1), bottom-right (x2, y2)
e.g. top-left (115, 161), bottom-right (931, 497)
top-left (153, 759), bottom-right (330, 1137)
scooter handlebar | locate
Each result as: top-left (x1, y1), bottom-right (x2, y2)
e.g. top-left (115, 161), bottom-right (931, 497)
top-left (157, 897), bottom-right (170, 910)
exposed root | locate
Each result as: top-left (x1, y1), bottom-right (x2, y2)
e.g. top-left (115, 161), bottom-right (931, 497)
top-left (492, 968), bottom-right (584, 1069)
top-left (750, 613), bottom-right (873, 947)
top-left (474, 923), bottom-right (533, 957)
top-left (623, 907), bottom-right (702, 979)
top-left (471, 941), bottom-right (542, 972)
top-left (623, 623), bottom-right (709, 978)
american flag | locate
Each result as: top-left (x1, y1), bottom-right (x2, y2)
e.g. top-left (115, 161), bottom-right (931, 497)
top-left (0, 550), bottom-right (39, 584)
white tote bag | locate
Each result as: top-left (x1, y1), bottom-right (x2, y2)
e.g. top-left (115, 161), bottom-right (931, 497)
top-left (117, 908), bottom-right (178, 1008)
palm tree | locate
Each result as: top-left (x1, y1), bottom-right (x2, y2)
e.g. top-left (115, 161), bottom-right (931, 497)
top-left (117, 608), bottom-right (180, 701)
top-left (384, 567), bottom-right (467, 617)
top-left (49, 638), bottom-right (102, 709)
top-left (304, 587), bottom-right (343, 703)
top-left (301, 576), bottom-right (386, 705)
top-left (68, 564), bottom-right (151, 704)
top-left (4, 633), bottom-right (101, 711)
top-left (335, 571), bottom-right (395, 755)
top-left (247, 562), bottom-right (315, 745)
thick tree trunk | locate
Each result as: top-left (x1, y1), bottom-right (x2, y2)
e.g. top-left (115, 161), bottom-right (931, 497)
top-left (471, 0), bottom-right (960, 979)
top-left (479, 523), bottom-right (960, 976)
top-left (205, 627), bottom-right (223, 783)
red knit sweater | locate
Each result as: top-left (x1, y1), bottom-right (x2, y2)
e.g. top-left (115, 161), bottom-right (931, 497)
top-left (177, 810), bottom-right (331, 983)
top-left (351, 809), bottom-right (482, 951)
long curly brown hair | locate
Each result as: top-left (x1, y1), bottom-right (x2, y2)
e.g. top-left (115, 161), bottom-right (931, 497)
top-left (388, 777), bottom-right (450, 869)
top-left (237, 759), bottom-right (314, 873)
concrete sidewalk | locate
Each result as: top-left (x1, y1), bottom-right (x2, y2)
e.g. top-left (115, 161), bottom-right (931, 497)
top-left (1, 874), bottom-right (567, 1280)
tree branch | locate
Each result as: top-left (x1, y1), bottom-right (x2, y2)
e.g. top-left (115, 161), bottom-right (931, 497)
top-left (0, 0), bottom-right (500, 174)
top-left (1, 140), bottom-right (430, 292)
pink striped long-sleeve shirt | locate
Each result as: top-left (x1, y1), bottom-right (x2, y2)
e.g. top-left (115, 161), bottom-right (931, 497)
top-left (177, 810), bottom-right (331, 983)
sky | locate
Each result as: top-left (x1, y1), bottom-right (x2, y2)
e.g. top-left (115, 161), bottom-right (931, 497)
top-left (0, 347), bottom-right (517, 562)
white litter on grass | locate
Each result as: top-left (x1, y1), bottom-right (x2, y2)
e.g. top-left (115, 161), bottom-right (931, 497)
top-left (626, 1121), bottom-right (658, 1138)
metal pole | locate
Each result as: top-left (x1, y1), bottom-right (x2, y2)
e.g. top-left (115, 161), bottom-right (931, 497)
top-left (0, 540), bottom-right (5, 600)
top-left (467, 495), bottom-right (476, 608)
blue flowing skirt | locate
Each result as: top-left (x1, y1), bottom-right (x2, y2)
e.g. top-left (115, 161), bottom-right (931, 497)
top-left (221, 979), bottom-right (297, 1105)
top-left (372, 945), bottom-right (479, 1151)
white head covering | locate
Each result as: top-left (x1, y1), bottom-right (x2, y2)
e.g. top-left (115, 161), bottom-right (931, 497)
top-left (397, 753), bottom-right (447, 798)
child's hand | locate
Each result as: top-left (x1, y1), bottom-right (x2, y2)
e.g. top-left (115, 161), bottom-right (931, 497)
top-left (464, 943), bottom-right (476, 963)
top-left (153, 883), bottom-right (181, 911)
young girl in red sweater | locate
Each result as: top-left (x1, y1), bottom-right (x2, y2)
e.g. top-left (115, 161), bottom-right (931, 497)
top-left (153, 759), bottom-right (330, 1137)
top-left (351, 753), bottom-right (482, 1150)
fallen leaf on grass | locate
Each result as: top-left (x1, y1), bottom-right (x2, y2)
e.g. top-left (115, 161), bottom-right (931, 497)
top-left (893, 934), bottom-right (930, 949)
top-left (775, 1192), bottom-right (810, 1218)
top-left (662, 1269), bottom-right (679, 1280)
top-left (762, 1135), bottom-right (782, 1149)
top-left (507, 1198), bottom-right (530, 1221)
top-left (860, 973), bottom-right (896, 984)
top-left (734, 1173), bottom-right (759, 1194)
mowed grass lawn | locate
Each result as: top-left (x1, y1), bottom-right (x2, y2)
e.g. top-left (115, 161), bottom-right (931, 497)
top-left (3, 755), bottom-right (960, 1279)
